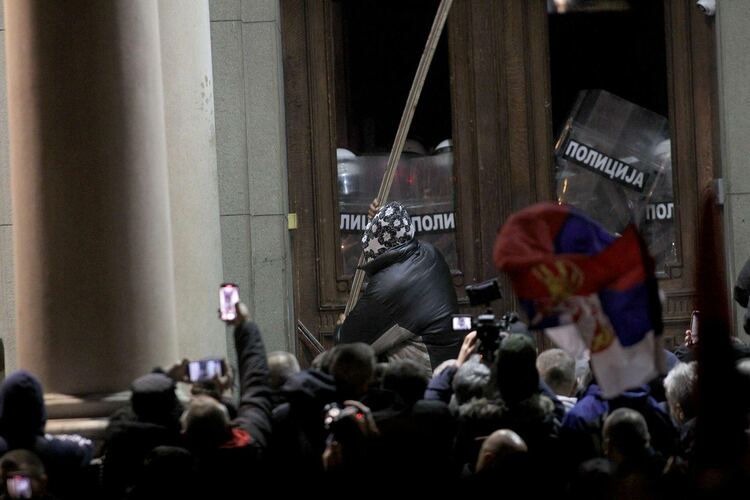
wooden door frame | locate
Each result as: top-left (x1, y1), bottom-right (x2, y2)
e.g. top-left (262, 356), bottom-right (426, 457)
top-left (280, 0), bottom-right (721, 360)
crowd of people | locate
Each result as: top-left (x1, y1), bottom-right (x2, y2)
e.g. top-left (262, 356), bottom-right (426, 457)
top-left (2, 202), bottom-right (750, 499)
top-left (0, 307), bottom-right (748, 498)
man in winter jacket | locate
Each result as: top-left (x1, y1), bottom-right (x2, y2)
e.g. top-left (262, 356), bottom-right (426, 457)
top-left (101, 372), bottom-right (183, 499)
top-left (336, 201), bottom-right (462, 372)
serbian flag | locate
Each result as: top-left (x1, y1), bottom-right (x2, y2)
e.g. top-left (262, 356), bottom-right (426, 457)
top-left (494, 203), bottom-right (664, 398)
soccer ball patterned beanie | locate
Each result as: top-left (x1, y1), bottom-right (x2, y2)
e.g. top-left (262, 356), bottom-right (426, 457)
top-left (362, 202), bottom-right (415, 263)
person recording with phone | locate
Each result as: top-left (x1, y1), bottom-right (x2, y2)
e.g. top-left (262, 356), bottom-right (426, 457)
top-left (173, 299), bottom-right (273, 495)
top-left (105, 289), bottom-right (273, 497)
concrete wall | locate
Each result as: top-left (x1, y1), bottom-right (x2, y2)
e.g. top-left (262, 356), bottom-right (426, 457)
top-left (0, 4), bottom-right (14, 378)
top-left (209, 0), bottom-right (294, 353)
top-left (717, 1), bottom-right (750, 341)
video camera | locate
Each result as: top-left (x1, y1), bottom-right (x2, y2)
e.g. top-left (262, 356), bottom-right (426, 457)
top-left (451, 278), bottom-right (520, 362)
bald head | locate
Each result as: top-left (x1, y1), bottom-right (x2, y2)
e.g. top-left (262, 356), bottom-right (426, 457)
top-left (475, 429), bottom-right (528, 473)
top-left (267, 351), bottom-right (300, 390)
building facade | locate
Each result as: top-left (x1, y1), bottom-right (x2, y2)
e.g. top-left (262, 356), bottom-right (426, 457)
top-left (0, 0), bottom-right (749, 386)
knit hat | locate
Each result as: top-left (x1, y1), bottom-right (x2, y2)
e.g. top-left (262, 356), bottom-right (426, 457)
top-left (362, 202), bottom-right (415, 263)
top-left (130, 373), bottom-right (182, 427)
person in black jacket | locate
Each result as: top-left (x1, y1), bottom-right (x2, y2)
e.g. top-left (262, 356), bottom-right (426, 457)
top-left (101, 373), bottom-right (183, 499)
top-left (336, 201), bottom-right (462, 371)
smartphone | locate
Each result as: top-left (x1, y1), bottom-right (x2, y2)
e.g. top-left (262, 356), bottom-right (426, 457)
top-left (690, 310), bottom-right (700, 344)
top-left (188, 358), bottom-right (225, 383)
top-left (219, 283), bottom-right (240, 321)
top-left (7, 475), bottom-right (32, 499)
top-left (452, 314), bottom-right (473, 332)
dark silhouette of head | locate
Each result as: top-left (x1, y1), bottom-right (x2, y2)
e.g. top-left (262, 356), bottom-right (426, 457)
top-left (496, 334), bottom-right (539, 405)
top-left (330, 343), bottom-right (376, 400)
top-left (0, 371), bottom-right (46, 448)
top-left (312, 346), bottom-right (339, 374)
top-left (130, 373), bottom-right (182, 429)
top-left (180, 395), bottom-right (232, 450)
top-left (603, 408), bottom-right (650, 464)
top-left (381, 359), bottom-right (430, 407)
top-left (568, 458), bottom-right (614, 500)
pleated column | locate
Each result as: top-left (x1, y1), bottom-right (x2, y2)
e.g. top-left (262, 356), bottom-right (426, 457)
top-left (5, 0), bottom-right (178, 395)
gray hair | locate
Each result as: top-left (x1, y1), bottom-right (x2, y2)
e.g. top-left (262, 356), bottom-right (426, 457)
top-left (452, 358), bottom-right (491, 406)
top-left (536, 348), bottom-right (576, 396)
top-left (663, 361), bottom-right (697, 424)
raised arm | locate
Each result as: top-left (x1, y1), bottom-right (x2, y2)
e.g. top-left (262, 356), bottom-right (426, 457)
top-left (226, 304), bottom-right (273, 450)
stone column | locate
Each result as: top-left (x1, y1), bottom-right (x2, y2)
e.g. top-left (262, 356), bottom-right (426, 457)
top-left (158, 0), bottom-right (226, 361)
top-left (5, 0), bottom-right (178, 395)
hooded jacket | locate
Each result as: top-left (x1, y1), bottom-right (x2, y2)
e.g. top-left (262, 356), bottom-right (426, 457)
top-left (338, 239), bottom-right (462, 370)
top-left (0, 371), bottom-right (94, 499)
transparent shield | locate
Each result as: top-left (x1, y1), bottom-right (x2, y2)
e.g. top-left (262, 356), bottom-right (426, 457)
top-left (555, 89), bottom-right (677, 275)
top-left (338, 144), bottom-right (458, 276)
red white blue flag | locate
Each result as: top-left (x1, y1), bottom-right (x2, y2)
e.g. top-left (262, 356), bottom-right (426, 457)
top-left (494, 203), bottom-right (664, 398)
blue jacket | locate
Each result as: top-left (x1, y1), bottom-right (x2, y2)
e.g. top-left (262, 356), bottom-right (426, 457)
top-left (561, 383), bottom-right (677, 463)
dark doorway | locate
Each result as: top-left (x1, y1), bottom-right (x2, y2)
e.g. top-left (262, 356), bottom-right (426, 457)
top-left (548, 0), bottom-right (668, 136)
top-left (335, 0), bottom-right (451, 154)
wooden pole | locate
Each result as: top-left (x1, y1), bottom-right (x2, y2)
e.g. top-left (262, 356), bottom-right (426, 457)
top-left (344, 0), bottom-right (454, 316)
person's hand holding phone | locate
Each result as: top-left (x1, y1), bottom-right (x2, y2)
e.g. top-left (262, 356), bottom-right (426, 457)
top-left (222, 301), bottom-right (248, 326)
top-left (685, 310), bottom-right (699, 348)
top-left (457, 331), bottom-right (478, 367)
top-left (165, 358), bottom-right (190, 383)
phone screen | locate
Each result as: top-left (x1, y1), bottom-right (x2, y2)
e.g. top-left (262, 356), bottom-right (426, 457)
top-left (690, 310), bottom-right (700, 343)
top-left (7, 475), bottom-right (32, 499)
top-left (219, 283), bottom-right (239, 321)
top-left (452, 315), bottom-right (472, 332)
top-left (188, 359), bottom-right (225, 383)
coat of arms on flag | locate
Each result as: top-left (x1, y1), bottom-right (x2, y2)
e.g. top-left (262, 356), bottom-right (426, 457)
top-left (494, 202), bottom-right (665, 398)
